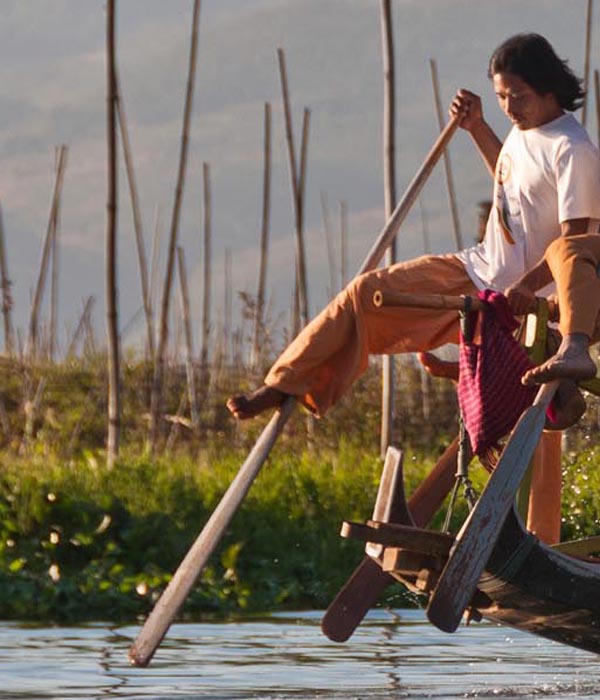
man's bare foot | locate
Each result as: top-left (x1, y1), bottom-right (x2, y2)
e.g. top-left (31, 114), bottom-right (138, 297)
top-left (522, 335), bottom-right (596, 386)
top-left (226, 385), bottom-right (287, 420)
top-left (417, 351), bottom-right (459, 381)
top-left (544, 380), bottom-right (587, 431)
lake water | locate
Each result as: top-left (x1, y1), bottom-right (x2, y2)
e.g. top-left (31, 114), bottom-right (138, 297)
top-left (1, 609), bottom-right (600, 699)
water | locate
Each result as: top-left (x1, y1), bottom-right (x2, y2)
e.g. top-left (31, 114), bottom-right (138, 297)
top-left (1, 610), bottom-right (599, 699)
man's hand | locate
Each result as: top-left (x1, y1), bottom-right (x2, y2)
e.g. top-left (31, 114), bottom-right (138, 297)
top-left (450, 89), bottom-right (484, 132)
top-left (504, 281), bottom-right (537, 316)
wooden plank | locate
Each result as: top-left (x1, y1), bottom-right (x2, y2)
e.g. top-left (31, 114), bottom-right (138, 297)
top-left (552, 536), bottom-right (600, 558)
top-left (342, 521), bottom-right (453, 557)
top-left (426, 381), bottom-right (559, 633)
top-left (366, 446), bottom-right (412, 558)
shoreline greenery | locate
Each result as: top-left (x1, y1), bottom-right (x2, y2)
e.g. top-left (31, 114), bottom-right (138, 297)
top-left (0, 355), bottom-right (598, 623)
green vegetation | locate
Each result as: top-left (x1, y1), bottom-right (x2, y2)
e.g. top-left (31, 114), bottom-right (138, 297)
top-left (0, 441), bottom-right (460, 623)
top-left (0, 356), bottom-right (598, 623)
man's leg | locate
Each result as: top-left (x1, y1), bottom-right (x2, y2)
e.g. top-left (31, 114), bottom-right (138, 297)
top-left (522, 234), bottom-right (600, 385)
top-left (228, 254), bottom-right (478, 418)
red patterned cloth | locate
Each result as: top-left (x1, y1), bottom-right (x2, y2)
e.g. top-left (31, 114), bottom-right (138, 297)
top-left (457, 290), bottom-right (537, 456)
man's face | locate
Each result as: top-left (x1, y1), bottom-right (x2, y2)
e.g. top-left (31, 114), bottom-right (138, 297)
top-left (493, 72), bottom-right (562, 129)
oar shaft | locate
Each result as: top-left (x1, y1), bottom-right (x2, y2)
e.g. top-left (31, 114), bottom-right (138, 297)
top-left (128, 397), bottom-right (295, 667)
top-left (359, 118), bottom-right (458, 275)
top-left (129, 120), bottom-right (460, 667)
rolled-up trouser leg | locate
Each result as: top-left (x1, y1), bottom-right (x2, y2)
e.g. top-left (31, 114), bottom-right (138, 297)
top-left (265, 254), bottom-right (478, 416)
top-left (545, 234), bottom-right (600, 341)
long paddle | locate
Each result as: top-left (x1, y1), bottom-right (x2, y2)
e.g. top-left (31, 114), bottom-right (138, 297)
top-left (128, 117), bottom-right (459, 667)
top-left (426, 379), bottom-right (560, 633)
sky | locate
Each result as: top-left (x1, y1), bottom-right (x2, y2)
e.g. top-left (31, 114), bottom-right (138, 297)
top-left (0, 0), bottom-right (597, 356)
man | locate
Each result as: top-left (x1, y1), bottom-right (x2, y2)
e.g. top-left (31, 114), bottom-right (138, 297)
top-left (228, 33), bottom-right (600, 421)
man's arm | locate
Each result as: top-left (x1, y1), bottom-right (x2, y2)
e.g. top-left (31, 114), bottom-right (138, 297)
top-left (450, 89), bottom-right (502, 177)
top-left (504, 218), bottom-right (591, 314)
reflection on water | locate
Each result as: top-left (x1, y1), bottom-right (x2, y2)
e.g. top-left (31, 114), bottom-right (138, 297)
top-left (0, 610), bottom-right (599, 699)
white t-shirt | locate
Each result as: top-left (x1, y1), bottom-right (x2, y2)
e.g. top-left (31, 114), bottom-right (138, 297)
top-left (456, 112), bottom-right (600, 294)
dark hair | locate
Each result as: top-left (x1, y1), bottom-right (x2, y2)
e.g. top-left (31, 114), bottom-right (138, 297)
top-left (488, 33), bottom-right (585, 111)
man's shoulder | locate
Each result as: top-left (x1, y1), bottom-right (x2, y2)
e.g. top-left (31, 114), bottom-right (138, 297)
top-left (529, 113), bottom-right (599, 159)
top-left (543, 113), bottom-right (593, 146)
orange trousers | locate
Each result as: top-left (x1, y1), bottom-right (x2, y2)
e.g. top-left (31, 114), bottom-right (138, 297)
top-left (265, 254), bottom-right (478, 416)
top-left (544, 233), bottom-right (600, 342)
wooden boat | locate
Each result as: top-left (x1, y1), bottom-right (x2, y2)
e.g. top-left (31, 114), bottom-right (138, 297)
top-left (336, 445), bottom-right (600, 656)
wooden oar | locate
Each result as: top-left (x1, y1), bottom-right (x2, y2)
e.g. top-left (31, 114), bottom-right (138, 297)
top-left (426, 380), bottom-right (560, 633)
top-left (128, 398), bottom-right (295, 666)
top-left (128, 117), bottom-right (459, 667)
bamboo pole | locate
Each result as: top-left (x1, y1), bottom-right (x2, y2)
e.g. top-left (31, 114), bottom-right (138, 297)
top-left (380, 0), bottom-right (397, 459)
top-left (582, 0), bottom-right (593, 127)
top-left (27, 144), bottom-right (67, 360)
top-left (224, 248), bottom-right (232, 366)
top-left (177, 246), bottom-right (198, 427)
top-left (66, 296), bottom-right (95, 359)
top-left (49, 145), bottom-right (66, 362)
top-left (149, 204), bottom-right (163, 325)
top-left (0, 203), bottom-right (14, 356)
top-left (320, 191), bottom-right (337, 297)
top-left (128, 118), bottom-right (459, 668)
top-left (340, 200), bottom-right (348, 287)
top-left (418, 198), bottom-right (431, 254)
top-left (277, 47), bottom-right (309, 327)
top-left (115, 71), bottom-right (155, 360)
top-left (429, 58), bottom-right (463, 250)
top-left (200, 162), bottom-right (211, 378)
top-left (251, 102), bottom-right (271, 369)
top-left (105, 0), bottom-right (120, 469)
top-left (594, 68), bottom-right (600, 147)
top-left (149, 0), bottom-right (201, 452)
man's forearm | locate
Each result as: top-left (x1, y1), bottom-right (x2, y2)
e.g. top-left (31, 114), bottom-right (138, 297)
top-left (469, 121), bottom-right (502, 178)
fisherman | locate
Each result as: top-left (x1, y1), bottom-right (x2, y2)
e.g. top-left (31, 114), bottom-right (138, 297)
top-left (228, 33), bottom-right (600, 423)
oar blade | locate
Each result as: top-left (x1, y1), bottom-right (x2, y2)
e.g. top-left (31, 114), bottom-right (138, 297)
top-left (426, 385), bottom-right (554, 633)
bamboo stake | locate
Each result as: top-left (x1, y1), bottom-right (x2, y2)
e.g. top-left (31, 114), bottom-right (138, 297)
top-left (149, 0), bottom-right (201, 452)
top-left (340, 200), bottom-right (348, 288)
top-left (277, 48), bottom-right (309, 327)
top-left (27, 145), bottom-right (67, 360)
top-left (418, 197), bottom-right (432, 254)
top-left (582, 0), bottom-right (593, 127)
top-left (128, 117), bottom-right (459, 668)
top-left (0, 202), bottom-right (15, 355)
top-left (49, 145), bottom-right (66, 362)
top-left (105, 0), bottom-right (120, 469)
top-left (380, 0), bottom-right (397, 459)
top-left (200, 162), bottom-right (212, 378)
top-left (224, 248), bottom-right (232, 366)
top-left (115, 71), bottom-right (155, 360)
top-left (319, 191), bottom-right (337, 297)
top-left (66, 296), bottom-right (95, 359)
top-left (176, 245), bottom-right (198, 426)
top-left (251, 102), bottom-right (271, 370)
top-left (429, 58), bottom-right (463, 250)
top-left (149, 204), bottom-right (163, 325)
top-left (20, 377), bottom-right (46, 454)
top-left (594, 68), bottom-right (600, 147)
top-left (297, 107), bottom-right (310, 324)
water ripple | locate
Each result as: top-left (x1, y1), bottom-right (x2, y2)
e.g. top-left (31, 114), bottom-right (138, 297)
top-left (0, 611), bottom-right (599, 699)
